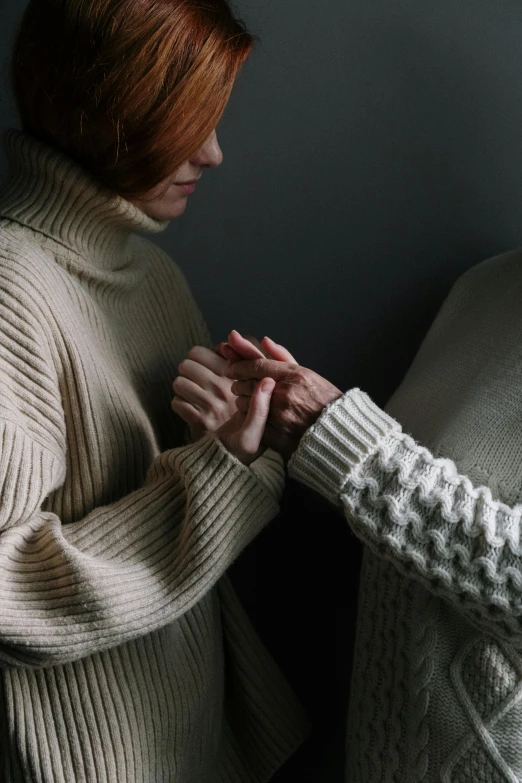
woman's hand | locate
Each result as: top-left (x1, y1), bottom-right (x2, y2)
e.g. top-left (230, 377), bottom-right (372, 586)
top-left (171, 346), bottom-right (238, 441)
top-left (226, 333), bottom-right (343, 461)
top-left (216, 378), bottom-right (276, 465)
top-left (171, 340), bottom-right (277, 465)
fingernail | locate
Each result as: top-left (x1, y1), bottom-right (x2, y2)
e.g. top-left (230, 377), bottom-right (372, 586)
top-left (261, 378), bottom-right (274, 393)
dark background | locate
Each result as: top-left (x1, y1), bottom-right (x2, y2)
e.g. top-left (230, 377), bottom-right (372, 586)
top-left (3, 0), bottom-right (522, 779)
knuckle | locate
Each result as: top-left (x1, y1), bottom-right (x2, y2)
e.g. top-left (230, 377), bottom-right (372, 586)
top-left (187, 345), bottom-right (205, 362)
top-left (281, 408), bottom-right (294, 423)
top-left (215, 380), bottom-right (231, 399)
top-left (178, 359), bottom-right (189, 374)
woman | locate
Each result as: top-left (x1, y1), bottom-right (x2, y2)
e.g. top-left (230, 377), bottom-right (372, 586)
top-left (0, 1), bottom-right (307, 780)
top-left (188, 282), bottom-right (522, 783)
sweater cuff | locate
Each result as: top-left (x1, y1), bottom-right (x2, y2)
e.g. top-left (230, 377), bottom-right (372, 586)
top-left (288, 389), bottom-right (401, 505)
top-left (173, 434), bottom-right (282, 509)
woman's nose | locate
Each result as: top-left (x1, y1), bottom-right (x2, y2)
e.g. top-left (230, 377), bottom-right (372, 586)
top-left (191, 130), bottom-right (223, 169)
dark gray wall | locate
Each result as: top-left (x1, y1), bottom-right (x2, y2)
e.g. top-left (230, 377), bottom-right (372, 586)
top-left (3, 0), bottom-right (522, 403)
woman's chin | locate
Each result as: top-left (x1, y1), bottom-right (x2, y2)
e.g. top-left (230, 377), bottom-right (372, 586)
top-left (133, 196), bottom-right (189, 221)
top-left (160, 199), bottom-right (188, 220)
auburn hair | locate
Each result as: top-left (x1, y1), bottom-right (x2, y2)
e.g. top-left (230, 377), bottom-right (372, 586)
top-left (11, 0), bottom-right (253, 198)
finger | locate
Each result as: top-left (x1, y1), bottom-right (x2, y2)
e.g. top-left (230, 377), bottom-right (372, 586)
top-left (220, 343), bottom-right (242, 362)
top-left (226, 358), bottom-right (290, 382)
top-left (235, 396), bottom-right (250, 414)
top-left (177, 359), bottom-right (229, 395)
top-left (172, 376), bottom-right (214, 409)
top-left (171, 396), bottom-right (201, 426)
top-left (231, 380), bottom-right (257, 397)
top-left (262, 336), bottom-right (297, 363)
top-left (186, 346), bottom-right (227, 376)
top-left (243, 334), bottom-right (264, 352)
top-left (214, 342), bottom-right (231, 360)
top-left (238, 378), bottom-right (275, 454)
top-left (228, 330), bottom-right (265, 360)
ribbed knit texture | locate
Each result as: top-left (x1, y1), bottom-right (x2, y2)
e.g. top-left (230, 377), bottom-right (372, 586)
top-left (0, 130), bottom-right (307, 782)
top-left (290, 251), bottom-right (522, 782)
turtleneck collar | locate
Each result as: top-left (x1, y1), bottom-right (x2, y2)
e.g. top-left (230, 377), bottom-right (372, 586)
top-left (0, 130), bottom-right (169, 271)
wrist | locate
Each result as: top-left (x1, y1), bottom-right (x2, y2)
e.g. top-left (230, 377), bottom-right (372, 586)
top-left (218, 435), bottom-right (265, 466)
top-left (307, 387), bottom-right (344, 431)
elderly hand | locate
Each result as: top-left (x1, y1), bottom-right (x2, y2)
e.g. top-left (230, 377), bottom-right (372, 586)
top-left (226, 333), bottom-right (343, 461)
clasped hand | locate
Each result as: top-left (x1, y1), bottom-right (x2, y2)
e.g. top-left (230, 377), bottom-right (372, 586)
top-left (172, 331), bottom-right (343, 464)
top-left (171, 340), bottom-right (274, 465)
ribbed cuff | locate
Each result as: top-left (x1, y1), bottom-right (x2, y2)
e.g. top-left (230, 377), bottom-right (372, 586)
top-left (288, 389), bottom-right (401, 505)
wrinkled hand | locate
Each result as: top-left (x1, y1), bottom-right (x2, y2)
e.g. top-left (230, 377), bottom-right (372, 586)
top-left (172, 346), bottom-right (237, 442)
top-left (222, 331), bottom-right (297, 364)
top-left (226, 335), bottom-right (343, 461)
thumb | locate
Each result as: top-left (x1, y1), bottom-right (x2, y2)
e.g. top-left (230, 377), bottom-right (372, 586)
top-left (228, 330), bottom-right (265, 360)
top-left (238, 378), bottom-right (275, 457)
top-left (262, 336), bottom-right (297, 363)
top-left (219, 343), bottom-right (242, 362)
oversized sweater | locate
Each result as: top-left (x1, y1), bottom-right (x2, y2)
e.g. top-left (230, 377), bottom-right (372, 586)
top-left (0, 130), bottom-right (307, 783)
top-left (289, 251), bottom-right (522, 782)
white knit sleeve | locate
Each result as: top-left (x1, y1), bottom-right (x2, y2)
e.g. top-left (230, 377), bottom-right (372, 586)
top-left (289, 388), bottom-right (522, 644)
top-left (0, 285), bottom-right (281, 668)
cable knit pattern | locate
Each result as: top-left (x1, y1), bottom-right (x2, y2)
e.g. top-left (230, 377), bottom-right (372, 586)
top-left (290, 249), bottom-right (522, 781)
top-left (0, 131), bottom-right (307, 782)
top-left (336, 424), bottom-right (522, 638)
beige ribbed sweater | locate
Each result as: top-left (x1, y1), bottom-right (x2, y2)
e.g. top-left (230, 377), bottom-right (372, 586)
top-left (289, 251), bottom-right (522, 782)
top-left (0, 130), bottom-right (307, 783)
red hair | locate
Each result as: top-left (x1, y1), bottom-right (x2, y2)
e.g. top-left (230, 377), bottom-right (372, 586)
top-left (11, 0), bottom-right (253, 198)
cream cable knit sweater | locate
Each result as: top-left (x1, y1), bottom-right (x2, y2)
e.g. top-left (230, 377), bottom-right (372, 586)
top-left (0, 130), bottom-right (307, 782)
top-left (290, 251), bottom-right (522, 782)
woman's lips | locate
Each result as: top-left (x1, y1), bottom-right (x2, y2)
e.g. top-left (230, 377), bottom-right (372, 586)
top-left (175, 181), bottom-right (198, 195)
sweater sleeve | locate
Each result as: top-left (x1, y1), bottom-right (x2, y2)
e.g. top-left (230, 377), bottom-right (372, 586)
top-left (0, 279), bottom-right (281, 669)
top-left (0, 430), bottom-right (281, 667)
top-left (289, 388), bottom-right (522, 644)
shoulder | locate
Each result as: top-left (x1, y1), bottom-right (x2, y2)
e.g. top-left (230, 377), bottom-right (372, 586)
top-left (386, 249), bottom-right (522, 438)
top-left (414, 249), bottom-right (522, 349)
top-left (0, 223), bottom-right (64, 447)
top-left (0, 220), bottom-right (58, 321)
top-left (445, 248), bottom-right (522, 313)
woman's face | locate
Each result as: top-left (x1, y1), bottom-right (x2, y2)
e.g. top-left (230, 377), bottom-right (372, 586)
top-left (131, 130), bottom-right (223, 220)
